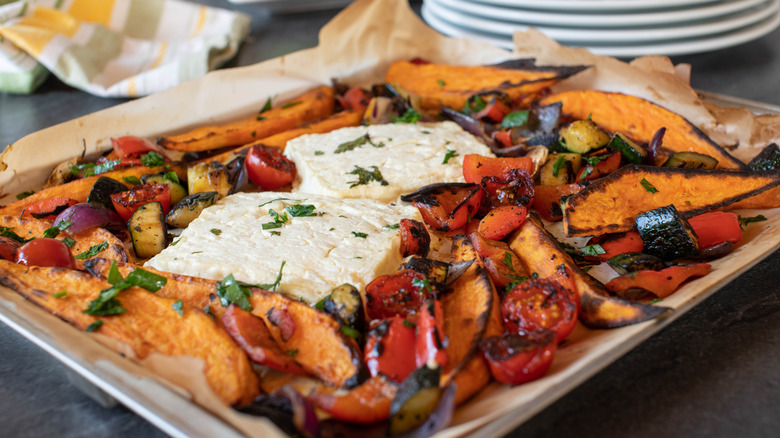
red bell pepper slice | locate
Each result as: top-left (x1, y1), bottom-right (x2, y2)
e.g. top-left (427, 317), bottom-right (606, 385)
top-left (307, 375), bottom-right (398, 424)
top-left (21, 197), bottom-right (78, 219)
top-left (605, 263), bottom-right (712, 298)
top-left (532, 183), bottom-right (585, 221)
top-left (478, 205), bottom-right (528, 241)
top-left (462, 154), bottom-right (534, 184)
top-left (576, 151), bottom-right (622, 181)
top-left (585, 231), bottom-right (644, 262)
top-left (688, 211), bottom-right (742, 249)
top-left (401, 183), bottom-right (483, 232)
top-left (110, 183), bottom-right (171, 222)
top-left (399, 218), bottom-right (431, 257)
top-left (415, 299), bottom-right (448, 368)
top-left (337, 87), bottom-right (370, 112)
top-left (364, 317), bottom-right (417, 383)
top-left (474, 98), bottom-right (512, 123)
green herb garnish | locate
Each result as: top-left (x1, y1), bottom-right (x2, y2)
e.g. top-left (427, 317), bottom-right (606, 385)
top-left (258, 197), bottom-right (300, 208)
top-left (53, 291), bottom-right (67, 299)
top-left (640, 178), bottom-right (659, 194)
top-left (383, 223), bottom-right (400, 230)
top-left (390, 108), bottom-right (422, 124)
top-left (259, 97), bottom-right (272, 113)
top-left (281, 101), bottom-right (302, 109)
top-left (210, 228), bottom-right (222, 236)
top-left (335, 134), bottom-right (371, 154)
top-left (314, 151), bottom-right (324, 156)
top-left (437, 79), bottom-right (446, 86)
top-left (580, 244), bottom-right (606, 256)
top-left (403, 320), bottom-right (417, 328)
top-left (140, 152), bottom-right (167, 168)
top-left (15, 190), bottom-right (35, 200)
top-left (259, 261), bottom-right (286, 292)
top-left (499, 110), bottom-right (530, 129)
top-left (86, 321), bottom-right (103, 332)
top-left (123, 176), bottom-right (141, 185)
top-left (351, 231), bottom-right (368, 238)
top-left (347, 165), bottom-right (388, 188)
top-left (442, 149), bottom-right (459, 164)
top-left (552, 155), bottom-right (567, 178)
top-left (0, 226), bottom-right (33, 244)
top-left (216, 274), bottom-right (255, 311)
top-left (73, 241), bottom-right (108, 259)
top-left (340, 325), bottom-right (361, 339)
top-left (738, 214), bottom-right (767, 230)
top-left (285, 204), bottom-right (317, 217)
top-left (285, 349), bottom-right (299, 357)
top-left (411, 277), bottom-right (433, 294)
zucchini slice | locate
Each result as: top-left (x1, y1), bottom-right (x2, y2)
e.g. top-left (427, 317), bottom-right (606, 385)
top-left (607, 133), bottom-right (646, 164)
top-left (389, 364), bottom-right (442, 436)
top-left (87, 176), bottom-right (128, 209)
top-left (635, 205), bottom-right (699, 261)
top-left (142, 171), bottom-right (188, 205)
top-left (403, 257), bottom-right (449, 284)
top-left (748, 142), bottom-right (780, 171)
top-left (316, 283), bottom-right (365, 334)
top-left (558, 119), bottom-right (611, 154)
top-left (607, 252), bottom-right (666, 275)
top-left (128, 201), bottom-right (168, 259)
top-left (187, 162), bottom-right (231, 198)
top-left (539, 153), bottom-right (583, 186)
top-left (662, 151), bottom-right (718, 169)
top-left (165, 191), bottom-right (219, 228)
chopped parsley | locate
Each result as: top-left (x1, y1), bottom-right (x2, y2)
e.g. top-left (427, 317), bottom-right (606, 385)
top-left (259, 261), bottom-right (286, 292)
top-left (583, 155), bottom-right (610, 166)
top-left (216, 274), bottom-right (255, 311)
top-left (580, 244), bottom-right (606, 257)
top-left (437, 79), bottom-right (446, 86)
top-left (123, 176), bottom-right (141, 186)
top-left (270, 231), bottom-right (282, 236)
top-left (281, 101), bottom-right (302, 109)
top-left (259, 97), bottom-right (273, 113)
top-left (403, 320), bottom-right (417, 328)
top-left (15, 190), bottom-right (35, 200)
top-left (739, 214), bottom-right (768, 230)
top-left (73, 241), bottom-right (108, 260)
top-left (390, 108), bottom-right (422, 124)
top-left (499, 110), bottom-right (530, 129)
top-left (462, 95), bottom-right (486, 115)
top-left (86, 321), bottom-right (103, 333)
top-left (262, 209), bottom-right (289, 229)
top-left (649, 298), bottom-right (663, 304)
top-left (351, 231), bottom-right (368, 238)
top-left (442, 149), bottom-right (459, 164)
top-left (71, 160), bottom-right (121, 177)
top-left (314, 150), bottom-right (324, 156)
top-left (285, 349), bottom-right (299, 357)
top-left (210, 228), bottom-right (222, 236)
top-left (140, 152), bottom-right (168, 168)
top-left (383, 223), bottom-right (400, 230)
top-left (285, 204), bottom-right (317, 217)
top-left (640, 178), bottom-right (659, 194)
top-left (164, 171), bottom-right (180, 183)
top-left (53, 291), bottom-right (67, 299)
top-left (411, 277), bottom-right (433, 294)
top-left (552, 155), bottom-right (567, 178)
top-left (258, 197), bottom-right (300, 208)
top-left (335, 134), bottom-right (371, 154)
top-left (84, 262), bottom-right (167, 316)
top-left (502, 252), bottom-right (515, 270)
top-left (347, 165), bottom-right (388, 188)
top-left (340, 325), bottom-right (361, 339)
top-left (0, 226), bottom-right (33, 244)
top-left (172, 300), bottom-right (184, 316)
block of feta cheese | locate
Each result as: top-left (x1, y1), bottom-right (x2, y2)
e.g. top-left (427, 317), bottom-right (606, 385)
top-left (284, 121), bottom-right (494, 202)
top-left (145, 192), bottom-right (420, 304)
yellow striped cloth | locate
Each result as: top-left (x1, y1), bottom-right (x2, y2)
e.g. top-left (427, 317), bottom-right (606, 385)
top-left (0, 0), bottom-right (249, 96)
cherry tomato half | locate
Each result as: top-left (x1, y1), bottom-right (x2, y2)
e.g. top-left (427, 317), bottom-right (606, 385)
top-left (365, 269), bottom-right (433, 320)
top-left (111, 136), bottom-right (159, 159)
top-left (110, 183), bottom-right (171, 222)
top-left (502, 278), bottom-right (577, 343)
top-left (480, 329), bottom-right (557, 385)
top-left (246, 145), bottom-right (297, 190)
top-left (0, 236), bottom-right (21, 261)
top-left (399, 218), bottom-right (431, 257)
top-left (364, 317), bottom-right (417, 383)
top-left (14, 238), bottom-right (75, 269)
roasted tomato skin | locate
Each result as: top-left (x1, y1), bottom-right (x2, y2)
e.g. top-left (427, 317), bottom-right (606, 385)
top-left (399, 218), bottom-right (431, 257)
top-left (245, 145), bottom-right (297, 190)
top-left (21, 197), bottom-right (78, 219)
top-left (462, 155), bottom-right (534, 185)
top-left (364, 317), bottom-right (417, 383)
top-left (110, 184), bottom-right (171, 222)
top-left (480, 329), bottom-right (557, 385)
top-left (502, 278), bottom-right (577, 343)
top-left (111, 136), bottom-right (159, 158)
top-left (400, 183), bottom-right (483, 232)
top-left (481, 168), bottom-right (535, 209)
top-left (365, 269), bottom-right (433, 320)
top-left (14, 238), bottom-right (75, 269)
top-left (0, 237), bottom-right (22, 261)
top-left (415, 299), bottom-right (448, 368)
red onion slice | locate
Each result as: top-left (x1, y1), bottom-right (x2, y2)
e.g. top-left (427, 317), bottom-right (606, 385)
top-left (53, 203), bottom-right (124, 235)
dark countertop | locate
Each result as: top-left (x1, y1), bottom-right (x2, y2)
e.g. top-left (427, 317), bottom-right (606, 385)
top-left (2, 1), bottom-right (780, 437)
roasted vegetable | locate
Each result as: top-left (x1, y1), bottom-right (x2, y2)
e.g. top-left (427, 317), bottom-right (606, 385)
top-left (157, 85), bottom-right (335, 151)
top-left (128, 201), bottom-right (167, 259)
top-left (606, 252), bottom-right (666, 276)
top-left (87, 177), bottom-right (130, 209)
top-left (399, 218), bottom-right (431, 257)
top-left (84, 258), bottom-right (365, 388)
top-left (539, 153), bottom-right (582, 186)
top-left (365, 317), bottom-right (418, 383)
top-left (539, 90), bottom-right (747, 169)
top-left (747, 143), bottom-right (780, 171)
top-left (607, 132), bottom-right (646, 164)
top-left (388, 364), bottom-right (442, 436)
top-left (532, 183), bottom-right (586, 221)
top-left (562, 165), bottom-right (780, 237)
top-left (636, 205), bottom-right (699, 261)
top-left (480, 329), bottom-right (557, 386)
top-left (662, 151), bottom-right (718, 169)
top-left (384, 59), bottom-right (586, 111)
top-left (508, 213), bottom-right (669, 328)
top-left (141, 172), bottom-right (187, 205)
top-left (403, 257), bottom-right (449, 285)
top-left (317, 283), bottom-right (365, 335)
top-left (165, 191), bottom-right (219, 228)
top-left (0, 260), bottom-right (259, 405)
top-left (187, 161), bottom-right (232, 198)
top-left (605, 263), bottom-right (712, 299)
top-left (559, 119), bottom-right (610, 154)
top-left (400, 183), bottom-right (483, 232)
top-left (687, 211), bottom-right (742, 249)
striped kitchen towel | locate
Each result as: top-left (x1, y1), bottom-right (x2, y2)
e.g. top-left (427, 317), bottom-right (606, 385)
top-left (0, 0), bottom-right (250, 96)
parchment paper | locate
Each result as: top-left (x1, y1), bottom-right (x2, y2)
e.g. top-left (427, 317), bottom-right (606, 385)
top-left (1, 0), bottom-right (780, 437)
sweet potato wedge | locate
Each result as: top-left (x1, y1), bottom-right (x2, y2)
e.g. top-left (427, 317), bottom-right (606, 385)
top-left (729, 185), bottom-right (780, 209)
top-left (0, 260), bottom-right (258, 405)
top-left (562, 164), bottom-right (780, 237)
top-left (539, 90), bottom-right (746, 170)
top-left (508, 213), bottom-right (669, 328)
top-left (385, 59), bottom-right (587, 111)
top-left (0, 216), bottom-right (128, 269)
top-left (442, 235), bottom-right (500, 404)
top-left (158, 85), bottom-right (335, 152)
top-left (84, 258), bottom-right (365, 388)
top-left (0, 164), bottom-right (182, 216)
top-left (197, 109), bottom-right (364, 164)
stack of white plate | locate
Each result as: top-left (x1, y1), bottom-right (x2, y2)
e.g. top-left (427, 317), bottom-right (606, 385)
top-left (421, 0), bottom-right (780, 57)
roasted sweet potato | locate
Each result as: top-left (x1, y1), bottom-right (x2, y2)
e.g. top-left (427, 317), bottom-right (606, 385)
top-left (562, 165), bottom-right (780, 237)
top-left (0, 260), bottom-right (258, 405)
top-left (385, 59), bottom-right (587, 111)
top-left (539, 90), bottom-right (746, 170)
top-left (442, 235), bottom-right (501, 404)
top-left (0, 165), bottom-right (180, 216)
top-left (508, 213), bottom-right (669, 328)
top-left (0, 216), bottom-right (128, 269)
top-left (729, 185), bottom-right (780, 209)
top-left (197, 109), bottom-right (364, 164)
top-left (84, 258), bottom-right (365, 388)
top-left (158, 86), bottom-right (335, 152)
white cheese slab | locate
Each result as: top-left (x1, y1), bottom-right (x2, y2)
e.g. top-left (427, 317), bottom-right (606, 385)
top-left (284, 121), bottom-right (494, 202)
top-left (145, 192), bottom-right (421, 304)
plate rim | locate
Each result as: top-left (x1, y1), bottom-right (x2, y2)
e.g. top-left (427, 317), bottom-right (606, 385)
top-left (466, 0), bottom-right (723, 12)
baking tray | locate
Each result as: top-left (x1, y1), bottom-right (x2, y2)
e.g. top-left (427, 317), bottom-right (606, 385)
top-left (0, 90), bottom-right (778, 438)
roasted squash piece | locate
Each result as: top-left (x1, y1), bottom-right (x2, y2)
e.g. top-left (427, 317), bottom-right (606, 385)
top-left (157, 85), bottom-right (335, 152)
top-left (562, 165), bottom-right (780, 237)
top-left (197, 109), bottom-right (364, 164)
top-left (0, 216), bottom-right (128, 269)
top-left (508, 213), bottom-right (669, 328)
top-left (0, 260), bottom-right (258, 405)
top-left (539, 90), bottom-right (746, 170)
top-left (84, 258), bottom-right (365, 388)
top-left (385, 59), bottom-right (587, 111)
top-left (442, 235), bottom-right (501, 404)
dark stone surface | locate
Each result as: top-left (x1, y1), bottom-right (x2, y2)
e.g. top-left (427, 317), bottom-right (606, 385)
top-left (1, 1), bottom-right (779, 437)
